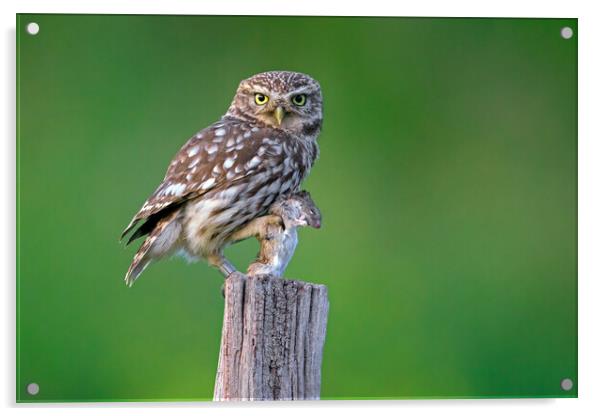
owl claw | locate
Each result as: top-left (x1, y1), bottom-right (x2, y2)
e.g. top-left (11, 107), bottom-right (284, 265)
top-left (266, 214), bottom-right (284, 227)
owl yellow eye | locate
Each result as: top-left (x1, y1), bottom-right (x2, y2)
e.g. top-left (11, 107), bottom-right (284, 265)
top-left (292, 94), bottom-right (306, 106)
top-left (254, 93), bottom-right (269, 105)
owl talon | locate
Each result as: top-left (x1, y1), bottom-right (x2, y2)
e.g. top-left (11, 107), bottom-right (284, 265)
top-left (266, 214), bottom-right (284, 228)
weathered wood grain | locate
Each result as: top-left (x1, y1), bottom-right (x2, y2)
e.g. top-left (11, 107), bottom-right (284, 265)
top-left (214, 272), bottom-right (329, 401)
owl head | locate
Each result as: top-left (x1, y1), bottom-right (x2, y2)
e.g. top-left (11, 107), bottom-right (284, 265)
top-left (226, 71), bottom-right (323, 135)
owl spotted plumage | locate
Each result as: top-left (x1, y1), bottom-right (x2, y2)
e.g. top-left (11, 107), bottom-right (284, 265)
top-left (121, 71), bottom-right (323, 286)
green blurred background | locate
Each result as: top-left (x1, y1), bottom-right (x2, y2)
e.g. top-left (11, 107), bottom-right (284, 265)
top-left (16, 15), bottom-right (577, 401)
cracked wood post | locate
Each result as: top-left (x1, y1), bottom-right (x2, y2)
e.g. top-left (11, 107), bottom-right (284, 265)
top-left (214, 272), bottom-right (329, 401)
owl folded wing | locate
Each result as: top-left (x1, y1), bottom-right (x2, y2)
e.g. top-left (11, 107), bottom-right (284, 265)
top-left (121, 119), bottom-right (290, 242)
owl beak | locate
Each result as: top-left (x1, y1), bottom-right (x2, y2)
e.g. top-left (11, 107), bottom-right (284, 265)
top-left (274, 106), bottom-right (285, 126)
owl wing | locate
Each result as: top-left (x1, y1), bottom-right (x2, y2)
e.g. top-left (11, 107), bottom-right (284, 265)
top-left (121, 118), bottom-right (290, 241)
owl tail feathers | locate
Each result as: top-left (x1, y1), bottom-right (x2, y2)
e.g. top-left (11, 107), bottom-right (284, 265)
top-left (124, 237), bottom-right (155, 287)
top-left (125, 260), bottom-right (152, 287)
top-left (123, 210), bottom-right (180, 287)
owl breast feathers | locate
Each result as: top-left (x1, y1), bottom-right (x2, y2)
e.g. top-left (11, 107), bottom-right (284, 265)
top-left (121, 71), bottom-right (323, 286)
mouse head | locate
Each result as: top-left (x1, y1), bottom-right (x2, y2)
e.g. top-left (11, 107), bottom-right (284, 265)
top-left (270, 190), bottom-right (322, 229)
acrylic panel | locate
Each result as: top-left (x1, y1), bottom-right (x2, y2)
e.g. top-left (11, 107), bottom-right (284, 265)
top-left (16, 14), bottom-right (577, 401)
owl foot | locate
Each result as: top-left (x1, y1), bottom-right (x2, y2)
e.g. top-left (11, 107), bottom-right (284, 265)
top-left (264, 214), bottom-right (284, 228)
top-left (207, 253), bottom-right (238, 278)
top-left (217, 261), bottom-right (237, 278)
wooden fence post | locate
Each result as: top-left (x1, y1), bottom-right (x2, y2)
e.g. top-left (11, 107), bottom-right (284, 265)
top-left (213, 272), bottom-right (329, 401)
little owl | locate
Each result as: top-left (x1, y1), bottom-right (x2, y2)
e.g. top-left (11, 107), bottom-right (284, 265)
top-left (121, 71), bottom-right (323, 286)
